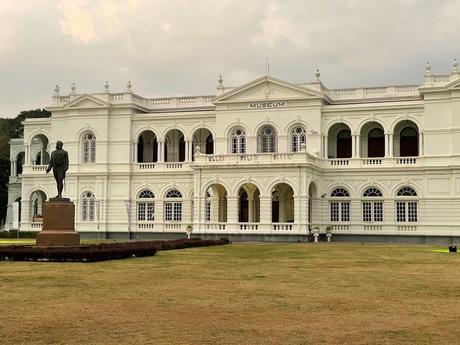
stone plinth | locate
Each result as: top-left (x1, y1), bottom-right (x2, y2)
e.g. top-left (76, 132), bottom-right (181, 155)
top-left (36, 198), bottom-right (80, 246)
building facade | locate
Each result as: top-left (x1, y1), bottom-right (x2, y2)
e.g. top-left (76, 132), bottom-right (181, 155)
top-left (5, 62), bottom-right (460, 241)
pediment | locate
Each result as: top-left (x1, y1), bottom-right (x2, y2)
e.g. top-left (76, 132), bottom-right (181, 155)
top-left (447, 78), bottom-right (460, 89)
top-left (64, 94), bottom-right (109, 109)
top-left (214, 76), bottom-right (324, 104)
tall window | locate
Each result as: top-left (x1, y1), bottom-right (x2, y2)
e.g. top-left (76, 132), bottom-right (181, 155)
top-left (396, 186), bottom-right (417, 222)
top-left (362, 187), bottom-right (383, 222)
top-left (230, 128), bottom-right (246, 154)
top-left (330, 188), bottom-right (350, 222)
top-left (291, 126), bottom-right (306, 152)
top-left (83, 133), bottom-right (96, 163)
top-left (258, 126), bottom-right (277, 153)
top-left (164, 189), bottom-right (182, 222)
top-left (82, 191), bottom-right (96, 221)
top-left (137, 189), bottom-right (155, 222)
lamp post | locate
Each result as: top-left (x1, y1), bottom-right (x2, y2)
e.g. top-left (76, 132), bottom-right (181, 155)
top-left (124, 200), bottom-right (132, 240)
top-left (95, 200), bottom-right (101, 240)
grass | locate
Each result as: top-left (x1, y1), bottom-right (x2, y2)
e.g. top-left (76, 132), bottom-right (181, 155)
top-left (0, 243), bottom-right (459, 345)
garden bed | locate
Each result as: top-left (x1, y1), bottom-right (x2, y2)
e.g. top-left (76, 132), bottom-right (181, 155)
top-left (0, 238), bottom-right (229, 262)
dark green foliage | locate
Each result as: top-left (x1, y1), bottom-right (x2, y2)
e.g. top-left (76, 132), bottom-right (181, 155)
top-left (0, 109), bottom-right (51, 224)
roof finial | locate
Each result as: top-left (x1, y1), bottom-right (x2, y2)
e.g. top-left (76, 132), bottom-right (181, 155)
top-left (266, 57), bottom-right (270, 76)
top-left (425, 61), bottom-right (431, 75)
top-left (127, 80), bottom-right (132, 91)
top-left (452, 58), bottom-right (458, 73)
top-left (315, 68), bottom-right (321, 80)
top-left (104, 81), bottom-right (110, 92)
top-left (54, 85), bottom-right (60, 96)
top-left (70, 82), bottom-right (76, 94)
top-left (218, 75), bottom-right (223, 85)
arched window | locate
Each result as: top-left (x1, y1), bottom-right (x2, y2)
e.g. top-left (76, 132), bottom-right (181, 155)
top-left (137, 189), bottom-right (155, 222)
top-left (258, 126), bottom-right (277, 153)
top-left (330, 188), bottom-right (350, 222)
top-left (396, 186), bottom-right (417, 222)
top-left (83, 133), bottom-right (96, 163)
top-left (291, 126), bottom-right (306, 152)
top-left (164, 189), bottom-right (182, 222)
top-left (362, 187), bottom-right (383, 222)
top-left (82, 191), bottom-right (96, 221)
top-left (230, 128), bottom-right (246, 154)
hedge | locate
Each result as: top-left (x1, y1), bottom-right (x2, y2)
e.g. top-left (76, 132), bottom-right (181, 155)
top-left (0, 238), bottom-right (229, 262)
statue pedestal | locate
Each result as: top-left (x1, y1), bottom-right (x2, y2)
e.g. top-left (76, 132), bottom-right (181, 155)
top-left (36, 198), bottom-right (80, 246)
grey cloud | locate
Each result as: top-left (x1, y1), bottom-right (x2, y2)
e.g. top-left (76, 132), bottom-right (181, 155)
top-left (0, 0), bottom-right (459, 117)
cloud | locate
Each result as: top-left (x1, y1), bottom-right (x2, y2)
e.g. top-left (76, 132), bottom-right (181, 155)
top-left (0, 0), bottom-right (459, 117)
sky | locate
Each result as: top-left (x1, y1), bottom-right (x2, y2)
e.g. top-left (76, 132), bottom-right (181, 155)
top-left (0, 0), bottom-right (459, 117)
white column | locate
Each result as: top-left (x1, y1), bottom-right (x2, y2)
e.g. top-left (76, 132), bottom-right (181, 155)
top-left (10, 161), bottom-right (14, 177)
top-left (388, 134), bottom-right (393, 157)
top-left (259, 196), bottom-right (272, 225)
top-left (352, 135), bottom-right (357, 158)
top-left (210, 197), bottom-right (219, 222)
top-left (134, 142), bottom-right (138, 163)
top-left (158, 141), bottom-right (164, 162)
top-left (227, 196), bottom-right (239, 225)
top-left (324, 136), bottom-right (328, 158)
top-left (384, 134), bottom-right (389, 157)
top-left (248, 197), bottom-right (254, 222)
top-left (25, 145), bottom-right (30, 166)
top-left (185, 141), bottom-right (190, 161)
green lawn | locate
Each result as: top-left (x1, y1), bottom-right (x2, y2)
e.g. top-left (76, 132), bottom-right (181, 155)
top-left (0, 243), bottom-right (459, 345)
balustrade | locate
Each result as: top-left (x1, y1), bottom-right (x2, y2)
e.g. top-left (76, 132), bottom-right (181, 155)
top-left (272, 223), bottom-right (294, 231)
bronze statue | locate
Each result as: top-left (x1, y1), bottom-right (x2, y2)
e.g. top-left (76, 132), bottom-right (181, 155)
top-left (46, 141), bottom-right (69, 198)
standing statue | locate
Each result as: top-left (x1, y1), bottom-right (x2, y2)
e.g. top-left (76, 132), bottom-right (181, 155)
top-left (46, 141), bottom-right (69, 198)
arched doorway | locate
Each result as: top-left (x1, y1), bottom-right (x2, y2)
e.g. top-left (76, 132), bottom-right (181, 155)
top-left (271, 183), bottom-right (294, 223)
top-left (192, 128), bottom-right (213, 160)
top-left (328, 123), bottom-right (352, 158)
top-left (238, 183), bottom-right (260, 223)
top-left (164, 129), bottom-right (185, 162)
top-left (360, 122), bottom-right (385, 158)
top-left (30, 134), bottom-right (49, 165)
top-left (137, 130), bottom-right (158, 163)
top-left (204, 184), bottom-right (227, 223)
top-left (393, 120), bottom-right (419, 157)
top-left (16, 152), bottom-right (24, 175)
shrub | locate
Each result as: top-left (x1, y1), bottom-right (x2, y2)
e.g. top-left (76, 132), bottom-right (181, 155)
top-left (0, 238), bottom-right (229, 262)
top-left (0, 241), bottom-right (157, 262)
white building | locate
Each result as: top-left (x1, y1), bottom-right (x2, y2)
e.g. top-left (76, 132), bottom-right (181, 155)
top-left (6, 61), bottom-right (460, 242)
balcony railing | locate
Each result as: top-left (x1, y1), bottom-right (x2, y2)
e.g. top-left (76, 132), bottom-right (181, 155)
top-left (134, 162), bottom-right (190, 172)
top-left (193, 152), bottom-right (319, 167)
top-left (326, 157), bottom-right (420, 168)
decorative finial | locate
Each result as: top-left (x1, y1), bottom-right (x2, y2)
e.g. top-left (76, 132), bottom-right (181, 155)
top-left (70, 82), bottom-right (76, 94)
top-left (315, 68), bottom-right (321, 80)
top-left (453, 58), bottom-right (458, 73)
top-left (218, 75), bottom-right (223, 85)
top-left (127, 80), bottom-right (132, 90)
top-left (54, 85), bottom-right (60, 95)
top-left (425, 61), bottom-right (431, 74)
top-left (104, 81), bottom-right (110, 91)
